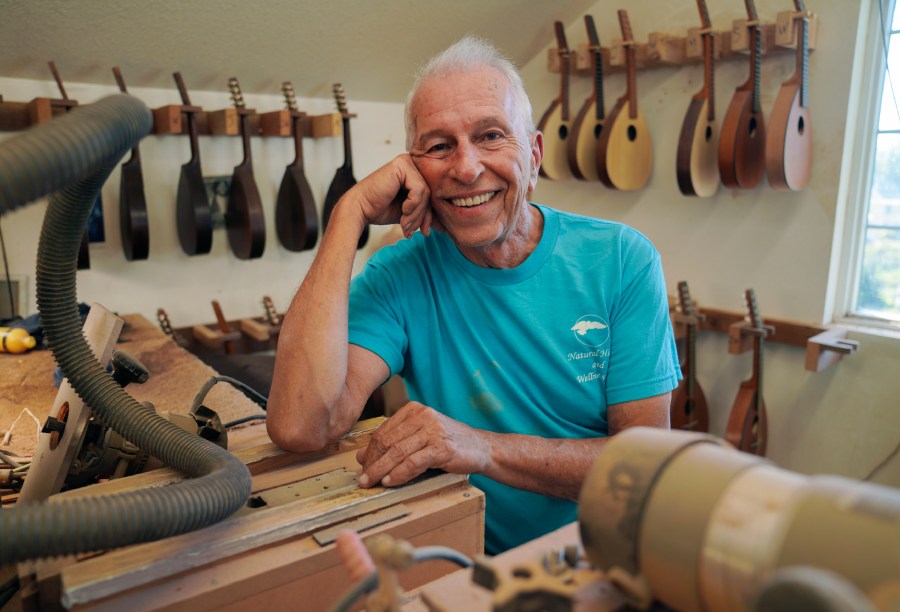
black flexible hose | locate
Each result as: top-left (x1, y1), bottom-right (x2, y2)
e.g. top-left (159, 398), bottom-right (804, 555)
top-left (0, 95), bottom-right (252, 564)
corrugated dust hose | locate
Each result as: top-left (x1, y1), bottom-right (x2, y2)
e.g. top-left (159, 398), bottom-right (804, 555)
top-left (0, 95), bottom-right (252, 564)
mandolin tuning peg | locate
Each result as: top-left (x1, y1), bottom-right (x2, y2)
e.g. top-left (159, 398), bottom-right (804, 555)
top-left (333, 83), bottom-right (348, 114)
top-left (282, 81), bottom-right (298, 111)
top-left (228, 77), bottom-right (245, 109)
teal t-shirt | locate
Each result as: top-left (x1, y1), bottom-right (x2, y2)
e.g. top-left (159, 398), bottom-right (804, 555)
top-left (348, 204), bottom-right (680, 553)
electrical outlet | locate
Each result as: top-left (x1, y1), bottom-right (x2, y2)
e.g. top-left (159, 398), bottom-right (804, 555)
top-left (203, 176), bottom-right (231, 230)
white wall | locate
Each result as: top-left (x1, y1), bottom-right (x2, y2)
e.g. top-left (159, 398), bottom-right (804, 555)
top-left (0, 76), bottom-right (405, 328)
top-left (519, 0), bottom-right (899, 487)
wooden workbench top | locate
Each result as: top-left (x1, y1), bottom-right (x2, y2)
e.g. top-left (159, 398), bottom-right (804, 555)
top-left (0, 312), bottom-right (264, 459)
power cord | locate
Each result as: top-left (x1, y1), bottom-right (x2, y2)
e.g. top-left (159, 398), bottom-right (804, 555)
top-left (190, 375), bottom-right (268, 413)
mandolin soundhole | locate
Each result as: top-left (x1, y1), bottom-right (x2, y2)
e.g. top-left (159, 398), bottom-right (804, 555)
top-left (558, 125), bottom-right (568, 140)
top-left (705, 126), bottom-right (713, 141)
top-left (594, 124), bottom-right (603, 139)
top-left (797, 116), bottom-right (805, 135)
top-left (748, 117), bottom-right (758, 138)
top-left (627, 125), bottom-right (637, 142)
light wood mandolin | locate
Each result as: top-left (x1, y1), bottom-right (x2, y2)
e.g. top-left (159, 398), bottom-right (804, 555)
top-left (567, 15), bottom-right (605, 181)
top-left (597, 10), bottom-right (653, 191)
top-left (670, 281), bottom-right (710, 432)
top-left (725, 288), bottom-right (768, 456)
top-left (718, 0), bottom-right (767, 189)
top-left (537, 21), bottom-right (574, 181)
top-left (766, 0), bottom-right (812, 191)
top-left (676, 0), bottom-right (719, 197)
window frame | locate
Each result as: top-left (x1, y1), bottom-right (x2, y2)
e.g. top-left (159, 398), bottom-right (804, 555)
top-left (828, 0), bottom-right (900, 334)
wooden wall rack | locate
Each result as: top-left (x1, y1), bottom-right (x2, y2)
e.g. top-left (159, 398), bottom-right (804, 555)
top-left (0, 96), bottom-right (347, 139)
top-left (549, 9), bottom-right (818, 75)
top-left (670, 301), bottom-right (860, 373)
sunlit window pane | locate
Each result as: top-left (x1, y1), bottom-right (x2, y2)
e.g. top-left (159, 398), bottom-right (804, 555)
top-left (857, 228), bottom-right (900, 321)
top-left (878, 34), bottom-right (900, 129)
top-left (858, 7), bottom-right (900, 323)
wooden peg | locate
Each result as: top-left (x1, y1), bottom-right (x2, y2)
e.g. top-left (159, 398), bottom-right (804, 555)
top-left (686, 28), bottom-right (719, 61)
top-left (151, 105), bottom-right (183, 134)
top-left (239, 296), bottom-right (281, 343)
top-left (573, 43), bottom-right (594, 72)
top-left (805, 328), bottom-right (860, 372)
top-left (27, 97), bottom-right (53, 124)
top-left (207, 108), bottom-right (239, 135)
top-left (311, 112), bottom-right (343, 138)
top-left (731, 20), bottom-right (776, 54)
top-left (648, 33), bottom-right (685, 65)
top-left (259, 109), bottom-right (296, 137)
top-left (728, 319), bottom-right (775, 354)
top-left (775, 10), bottom-right (818, 50)
top-left (192, 300), bottom-right (241, 352)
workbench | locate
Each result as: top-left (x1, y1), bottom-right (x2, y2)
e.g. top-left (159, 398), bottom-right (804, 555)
top-left (2, 313), bottom-right (485, 611)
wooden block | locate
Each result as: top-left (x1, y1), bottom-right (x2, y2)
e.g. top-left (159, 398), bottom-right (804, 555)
top-left (151, 104), bottom-right (182, 134)
top-left (207, 108), bottom-right (239, 135)
top-left (259, 109), bottom-right (292, 137)
top-left (311, 112), bottom-right (343, 138)
top-left (27, 97), bottom-right (53, 124)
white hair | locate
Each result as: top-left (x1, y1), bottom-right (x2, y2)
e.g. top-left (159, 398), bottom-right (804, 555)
top-left (404, 35), bottom-right (535, 150)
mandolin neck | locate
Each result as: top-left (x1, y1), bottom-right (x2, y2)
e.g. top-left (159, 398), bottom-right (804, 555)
top-left (799, 15), bottom-right (809, 108)
top-left (341, 115), bottom-right (353, 170)
top-left (750, 334), bottom-right (764, 406)
top-left (704, 32), bottom-right (715, 119)
top-left (626, 44), bottom-right (638, 119)
top-left (751, 26), bottom-right (762, 113)
top-left (560, 52), bottom-right (570, 121)
top-left (686, 319), bottom-right (698, 398)
top-left (239, 114), bottom-right (253, 166)
top-left (593, 46), bottom-right (605, 120)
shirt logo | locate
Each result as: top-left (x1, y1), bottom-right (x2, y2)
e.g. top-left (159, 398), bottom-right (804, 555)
top-left (570, 314), bottom-right (609, 347)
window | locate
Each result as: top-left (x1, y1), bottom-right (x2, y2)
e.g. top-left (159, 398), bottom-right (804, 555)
top-left (849, 0), bottom-right (900, 325)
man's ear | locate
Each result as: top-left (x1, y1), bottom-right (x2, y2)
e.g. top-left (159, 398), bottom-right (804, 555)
top-left (529, 131), bottom-right (544, 191)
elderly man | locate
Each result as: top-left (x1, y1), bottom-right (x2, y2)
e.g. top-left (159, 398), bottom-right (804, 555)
top-left (267, 36), bottom-right (680, 553)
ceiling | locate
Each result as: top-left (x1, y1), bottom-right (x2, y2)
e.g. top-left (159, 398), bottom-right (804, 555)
top-left (0, 0), bottom-right (596, 103)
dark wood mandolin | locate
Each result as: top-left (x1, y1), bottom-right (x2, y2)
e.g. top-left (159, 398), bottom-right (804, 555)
top-left (567, 15), bottom-right (605, 181)
top-left (670, 281), bottom-right (710, 432)
top-left (323, 84), bottom-right (368, 249)
top-left (597, 10), bottom-right (653, 191)
top-left (226, 77), bottom-right (266, 260)
top-left (275, 81), bottom-right (318, 252)
top-left (538, 21), bottom-right (574, 181)
top-left (676, 0), bottom-right (720, 197)
top-left (718, 0), bottom-right (767, 189)
top-left (112, 67), bottom-right (150, 261)
top-left (766, 0), bottom-right (812, 191)
top-left (725, 288), bottom-right (769, 456)
top-left (173, 72), bottom-right (212, 256)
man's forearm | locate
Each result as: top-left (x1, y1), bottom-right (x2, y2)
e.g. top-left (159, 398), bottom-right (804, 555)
top-left (480, 432), bottom-right (610, 501)
top-left (267, 202), bottom-right (367, 451)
